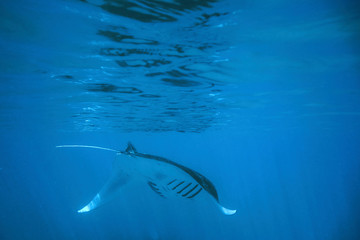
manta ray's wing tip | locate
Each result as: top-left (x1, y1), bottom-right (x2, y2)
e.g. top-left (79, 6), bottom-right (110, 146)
top-left (77, 194), bottom-right (101, 213)
top-left (77, 206), bottom-right (91, 213)
top-left (219, 205), bottom-right (237, 215)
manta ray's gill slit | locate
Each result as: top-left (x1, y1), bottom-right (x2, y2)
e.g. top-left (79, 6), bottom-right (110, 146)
top-left (187, 188), bottom-right (202, 199)
top-left (148, 181), bottom-right (166, 198)
top-left (148, 181), bottom-right (158, 190)
top-left (167, 179), bottom-right (176, 185)
top-left (182, 184), bottom-right (199, 197)
top-left (172, 181), bottom-right (185, 190)
top-left (177, 183), bottom-right (192, 194)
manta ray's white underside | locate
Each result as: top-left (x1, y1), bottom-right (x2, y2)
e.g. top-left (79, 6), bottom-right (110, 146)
top-left (57, 143), bottom-right (236, 216)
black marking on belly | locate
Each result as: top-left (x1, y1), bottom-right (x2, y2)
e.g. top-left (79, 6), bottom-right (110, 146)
top-left (182, 184), bottom-right (199, 197)
top-left (167, 179), bottom-right (176, 185)
top-left (131, 151), bottom-right (220, 202)
top-left (187, 187), bottom-right (202, 199)
top-left (172, 181), bottom-right (184, 190)
top-left (148, 181), bottom-right (166, 198)
top-left (177, 183), bottom-right (191, 194)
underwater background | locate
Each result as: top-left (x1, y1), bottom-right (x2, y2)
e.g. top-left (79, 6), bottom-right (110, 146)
top-left (0, 0), bottom-right (359, 239)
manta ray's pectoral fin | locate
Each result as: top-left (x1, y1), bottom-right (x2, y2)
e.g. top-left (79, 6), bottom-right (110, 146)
top-left (217, 204), bottom-right (237, 215)
top-left (78, 169), bottom-right (130, 213)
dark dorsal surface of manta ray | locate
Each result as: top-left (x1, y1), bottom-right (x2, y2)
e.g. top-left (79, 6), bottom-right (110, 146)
top-left (56, 142), bottom-right (236, 215)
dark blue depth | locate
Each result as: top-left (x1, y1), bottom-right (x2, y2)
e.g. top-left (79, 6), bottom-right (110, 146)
top-left (0, 0), bottom-right (359, 239)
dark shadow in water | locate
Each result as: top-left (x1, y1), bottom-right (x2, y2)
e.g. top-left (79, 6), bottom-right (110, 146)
top-left (98, 30), bottom-right (159, 45)
top-left (139, 94), bottom-right (161, 98)
top-left (87, 83), bottom-right (143, 94)
top-left (100, 46), bottom-right (189, 58)
top-left (81, 0), bottom-right (219, 22)
top-left (116, 59), bottom-right (171, 68)
top-left (193, 12), bottom-right (229, 27)
top-left (161, 78), bottom-right (201, 87)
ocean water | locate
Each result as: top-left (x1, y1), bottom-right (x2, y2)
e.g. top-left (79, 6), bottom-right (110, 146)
top-left (0, 0), bottom-right (359, 239)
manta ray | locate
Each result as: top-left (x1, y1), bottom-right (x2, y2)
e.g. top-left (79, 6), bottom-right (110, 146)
top-left (56, 142), bottom-right (236, 215)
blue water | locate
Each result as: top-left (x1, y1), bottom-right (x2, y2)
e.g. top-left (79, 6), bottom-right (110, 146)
top-left (1, 0), bottom-right (359, 239)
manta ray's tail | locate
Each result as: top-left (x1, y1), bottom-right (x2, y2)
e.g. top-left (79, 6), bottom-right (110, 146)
top-left (56, 145), bottom-right (119, 152)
